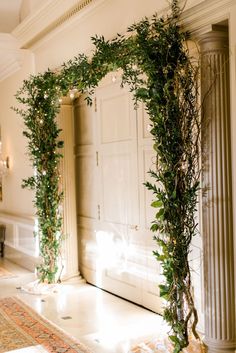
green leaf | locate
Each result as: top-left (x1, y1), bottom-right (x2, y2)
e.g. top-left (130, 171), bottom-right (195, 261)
top-left (156, 208), bottom-right (164, 219)
top-left (173, 344), bottom-right (181, 353)
top-left (150, 223), bottom-right (159, 232)
top-left (159, 284), bottom-right (169, 298)
top-left (169, 335), bottom-right (179, 344)
top-left (151, 200), bottom-right (163, 208)
top-left (153, 143), bottom-right (159, 152)
top-left (157, 254), bottom-right (166, 261)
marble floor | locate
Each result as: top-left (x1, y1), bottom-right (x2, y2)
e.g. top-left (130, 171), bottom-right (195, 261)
top-left (0, 258), bottom-right (168, 353)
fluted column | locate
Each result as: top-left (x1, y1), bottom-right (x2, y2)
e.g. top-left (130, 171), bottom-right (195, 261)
top-left (199, 25), bottom-right (235, 353)
top-left (57, 97), bottom-right (81, 281)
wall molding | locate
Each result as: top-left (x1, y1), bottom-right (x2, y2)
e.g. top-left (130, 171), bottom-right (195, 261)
top-left (0, 211), bottom-right (35, 223)
top-left (12, 0), bottom-right (106, 49)
top-left (0, 211), bottom-right (37, 257)
top-left (11, 0), bottom-right (236, 52)
top-left (5, 245), bottom-right (39, 272)
top-left (181, 0), bottom-right (235, 36)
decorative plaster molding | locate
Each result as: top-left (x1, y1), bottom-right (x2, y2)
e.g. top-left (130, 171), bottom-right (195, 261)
top-left (12, 0), bottom-right (236, 52)
top-left (181, 0), bottom-right (235, 37)
top-left (12, 0), bottom-right (106, 49)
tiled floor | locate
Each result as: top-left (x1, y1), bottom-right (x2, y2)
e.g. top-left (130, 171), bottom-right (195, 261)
top-left (0, 258), bottom-right (167, 353)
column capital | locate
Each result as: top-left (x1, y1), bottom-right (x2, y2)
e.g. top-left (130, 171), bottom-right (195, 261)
top-left (198, 24), bottom-right (228, 53)
top-left (60, 96), bottom-right (73, 106)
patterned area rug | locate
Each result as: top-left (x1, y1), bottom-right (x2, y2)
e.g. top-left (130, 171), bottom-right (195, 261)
top-left (0, 297), bottom-right (92, 353)
top-left (0, 266), bottom-right (16, 279)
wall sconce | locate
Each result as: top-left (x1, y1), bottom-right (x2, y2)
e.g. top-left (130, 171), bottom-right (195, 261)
top-left (0, 133), bottom-right (10, 201)
top-left (0, 156), bottom-right (9, 176)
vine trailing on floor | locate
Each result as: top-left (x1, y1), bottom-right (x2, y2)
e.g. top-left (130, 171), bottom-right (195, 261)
top-left (14, 1), bottom-right (200, 351)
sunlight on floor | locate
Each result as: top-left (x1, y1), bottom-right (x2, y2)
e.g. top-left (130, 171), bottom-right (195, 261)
top-left (0, 259), bottom-right (168, 353)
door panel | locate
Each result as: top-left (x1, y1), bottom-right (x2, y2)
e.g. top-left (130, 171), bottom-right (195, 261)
top-left (101, 148), bottom-right (130, 224)
top-left (100, 92), bottom-right (131, 143)
top-left (94, 78), bottom-right (141, 304)
top-left (75, 74), bottom-right (162, 312)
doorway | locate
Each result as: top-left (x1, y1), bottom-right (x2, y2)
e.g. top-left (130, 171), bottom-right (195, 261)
top-left (74, 72), bottom-right (162, 313)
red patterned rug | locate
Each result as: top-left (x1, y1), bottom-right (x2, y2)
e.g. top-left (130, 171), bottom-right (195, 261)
top-left (0, 296), bottom-right (92, 353)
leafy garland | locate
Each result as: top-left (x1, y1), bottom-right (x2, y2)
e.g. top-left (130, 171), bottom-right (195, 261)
top-left (14, 72), bottom-right (64, 283)
top-left (14, 1), bottom-right (200, 351)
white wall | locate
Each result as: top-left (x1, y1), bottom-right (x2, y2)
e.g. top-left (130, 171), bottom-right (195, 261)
top-left (32, 0), bottom-right (180, 72)
top-left (0, 49), bottom-right (35, 216)
top-left (0, 49), bottom-right (37, 269)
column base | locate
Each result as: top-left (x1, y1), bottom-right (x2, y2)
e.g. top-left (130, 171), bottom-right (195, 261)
top-left (206, 348), bottom-right (236, 353)
top-left (204, 338), bottom-right (236, 353)
top-left (61, 272), bottom-right (85, 283)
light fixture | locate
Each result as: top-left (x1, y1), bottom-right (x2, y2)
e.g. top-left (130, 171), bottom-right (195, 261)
top-left (0, 140), bottom-right (9, 177)
top-left (0, 156), bottom-right (9, 176)
top-left (69, 88), bottom-right (78, 100)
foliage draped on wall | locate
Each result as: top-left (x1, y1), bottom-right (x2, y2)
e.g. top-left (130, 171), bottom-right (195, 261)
top-left (14, 1), bottom-right (200, 351)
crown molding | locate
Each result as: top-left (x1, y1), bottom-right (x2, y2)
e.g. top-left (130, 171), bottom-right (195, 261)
top-left (12, 0), bottom-right (106, 49)
top-left (10, 0), bottom-right (236, 52)
top-left (181, 0), bottom-right (235, 37)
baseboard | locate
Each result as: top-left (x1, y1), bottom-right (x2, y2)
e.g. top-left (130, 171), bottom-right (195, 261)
top-left (4, 245), bottom-right (40, 272)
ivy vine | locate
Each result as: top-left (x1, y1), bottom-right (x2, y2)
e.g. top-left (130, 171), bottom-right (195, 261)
top-left (14, 72), bottom-right (64, 283)
top-left (14, 1), bottom-right (201, 351)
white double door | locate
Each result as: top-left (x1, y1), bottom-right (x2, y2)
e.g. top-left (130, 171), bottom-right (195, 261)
top-left (75, 72), bottom-right (162, 313)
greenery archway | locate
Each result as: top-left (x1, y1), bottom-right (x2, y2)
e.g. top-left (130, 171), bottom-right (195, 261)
top-left (14, 1), bottom-right (201, 351)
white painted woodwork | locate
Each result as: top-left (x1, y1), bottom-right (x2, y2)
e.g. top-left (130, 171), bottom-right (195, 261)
top-left (75, 73), bottom-right (162, 313)
top-left (57, 98), bottom-right (80, 280)
top-left (12, 0), bottom-right (107, 49)
top-left (0, 211), bottom-right (39, 271)
top-left (199, 26), bottom-right (236, 353)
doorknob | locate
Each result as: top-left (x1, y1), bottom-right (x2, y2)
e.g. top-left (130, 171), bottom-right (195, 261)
top-left (130, 225), bottom-right (139, 231)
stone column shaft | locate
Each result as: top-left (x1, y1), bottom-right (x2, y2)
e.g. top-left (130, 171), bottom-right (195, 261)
top-left (57, 98), bottom-right (81, 280)
top-left (199, 26), bottom-right (235, 353)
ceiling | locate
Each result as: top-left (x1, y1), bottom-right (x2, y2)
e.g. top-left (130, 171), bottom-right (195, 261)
top-left (0, 0), bottom-right (50, 81)
top-left (0, 0), bottom-right (22, 81)
top-left (0, 0), bottom-right (22, 33)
